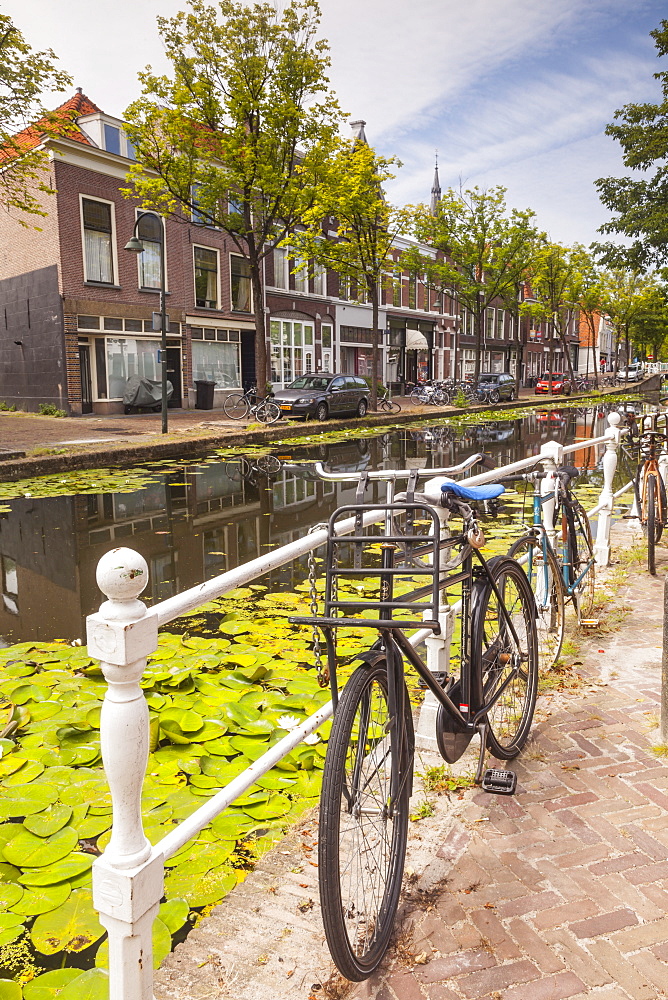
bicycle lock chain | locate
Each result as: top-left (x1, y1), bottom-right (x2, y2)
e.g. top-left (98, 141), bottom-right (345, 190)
top-left (307, 523), bottom-right (330, 688)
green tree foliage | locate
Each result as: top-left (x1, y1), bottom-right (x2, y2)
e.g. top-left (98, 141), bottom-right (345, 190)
top-left (601, 269), bottom-right (655, 373)
top-left (569, 250), bottom-right (606, 384)
top-left (406, 186), bottom-right (539, 380)
top-left (632, 282), bottom-right (668, 362)
top-left (0, 13), bottom-right (71, 223)
top-left (289, 139), bottom-right (409, 410)
top-left (595, 20), bottom-right (668, 269)
top-left (525, 242), bottom-right (590, 386)
top-left (124, 0), bottom-right (343, 394)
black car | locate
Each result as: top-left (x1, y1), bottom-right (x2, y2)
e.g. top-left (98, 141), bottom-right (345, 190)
top-left (476, 372), bottom-right (516, 402)
top-left (272, 374), bottom-right (370, 420)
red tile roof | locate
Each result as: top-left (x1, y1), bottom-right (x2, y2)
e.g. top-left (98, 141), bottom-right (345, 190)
top-left (0, 91), bottom-right (103, 163)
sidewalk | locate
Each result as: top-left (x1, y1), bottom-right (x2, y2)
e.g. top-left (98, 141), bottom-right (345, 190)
top-left (154, 526), bottom-right (668, 1000)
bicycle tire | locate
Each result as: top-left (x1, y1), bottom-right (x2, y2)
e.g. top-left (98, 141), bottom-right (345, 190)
top-left (472, 555), bottom-right (538, 759)
top-left (319, 661), bottom-right (411, 981)
top-left (490, 389), bottom-right (500, 404)
top-left (255, 399), bottom-right (281, 423)
top-left (255, 454), bottom-right (281, 475)
top-left (648, 474), bottom-right (657, 575)
top-left (410, 388), bottom-right (424, 403)
top-left (507, 534), bottom-right (565, 671)
top-left (567, 501), bottom-right (595, 622)
top-left (223, 393), bottom-right (249, 419)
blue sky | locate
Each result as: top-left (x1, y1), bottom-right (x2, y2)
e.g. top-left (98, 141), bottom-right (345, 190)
top-left (5, 0), bottom-right (667, 247)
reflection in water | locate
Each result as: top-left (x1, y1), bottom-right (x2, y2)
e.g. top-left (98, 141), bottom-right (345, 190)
top-left (0, 404), bottom-right (637, 644)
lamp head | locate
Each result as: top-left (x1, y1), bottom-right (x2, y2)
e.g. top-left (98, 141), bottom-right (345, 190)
top-left (124, 236), bottom-right (144, 253)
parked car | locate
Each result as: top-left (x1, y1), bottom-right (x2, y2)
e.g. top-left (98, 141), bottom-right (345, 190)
top-left (534, 372), bottom-right (572, 395)
top-left (616, 363), bottom-right (645, 382)
top-left (272, 374), bottom-right (370, 420)
top-left (476, 372), bottom-right (516, 402)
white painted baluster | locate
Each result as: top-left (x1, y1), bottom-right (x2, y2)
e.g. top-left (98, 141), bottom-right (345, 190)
top-left (539, 440), bottom-right (562, 549)
top-left (594, 412), bottom-right (622, 567)
top-left (87, 547), bottom-right (164, 1000)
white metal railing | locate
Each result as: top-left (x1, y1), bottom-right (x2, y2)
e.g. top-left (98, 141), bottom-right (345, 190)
top-left (87, 413), bottom-right (626, 999)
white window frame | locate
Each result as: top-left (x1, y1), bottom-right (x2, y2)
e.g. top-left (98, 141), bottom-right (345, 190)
top-left (193, 244), bottom-right (221, 310)
top-left (79, 194), bottom-right (118, 285)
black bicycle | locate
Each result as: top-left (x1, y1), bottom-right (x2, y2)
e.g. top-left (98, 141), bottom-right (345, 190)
top-left (291, 458), bottom-right (538, 980)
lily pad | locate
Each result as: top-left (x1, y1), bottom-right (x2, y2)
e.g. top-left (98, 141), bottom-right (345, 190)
top-left (23, 969), bottom-right (81, 999)
top-left (24, 804), bottom-right (73, 837)
top-left (0, 882), bottom-right (23, 908)
top-left (57, 970), bottom-right (109, 1000)
top-left (19, 853), bottom-right (94, 886)
top-left (0, 979), bottom-right (22, 1000)
top-left (0, 783), bottom-right (58, 817)
top-left (4, 826), bottom-right (79, 868)
top-left (31, 888), bottom-right (104, 954)
top-left (159, 897), bottom-right (189, 934)
top-left (10, 882), bottom-right (71, 916)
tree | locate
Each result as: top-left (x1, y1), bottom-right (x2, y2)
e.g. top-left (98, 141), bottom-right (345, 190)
top-left (633, 283), bottom-right (668, 362)
top-left (600, 270), bottom-right (653, 376)
top-left (595, 20), bottom-right (668, 269)
top-left (124, 0), bottom-right (343, 395)
top-left (525, 242), bottom-right (589, 389)
top-left (406, 186), bottom-right (540, 381)
top-left (0, 12), bottom-right (71, 223)
top-left (570, 250), bottom-right (607, 385)
top-left (289, 138), bottom-right (408, 410)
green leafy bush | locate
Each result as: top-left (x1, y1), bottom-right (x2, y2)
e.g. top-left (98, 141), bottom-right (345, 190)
top-left (0, 401), bottom-right (17, 411)
top-left (37, 404), bottom-right (66, 418)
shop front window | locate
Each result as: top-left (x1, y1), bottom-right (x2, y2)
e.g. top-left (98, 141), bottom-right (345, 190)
top-left (105, 337), bottom-right (160, 399)
top-left (192, 340), bottom-right (241, 388)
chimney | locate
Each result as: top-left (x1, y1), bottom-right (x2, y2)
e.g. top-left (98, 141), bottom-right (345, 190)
top-left (349, 120), bottom-right (367, 143)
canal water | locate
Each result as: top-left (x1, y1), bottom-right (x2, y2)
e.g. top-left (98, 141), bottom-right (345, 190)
top-left (0, 402), bottom-right (638, 646)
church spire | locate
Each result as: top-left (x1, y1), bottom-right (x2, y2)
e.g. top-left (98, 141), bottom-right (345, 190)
top-left (430, 152), bottom-right (441, 215)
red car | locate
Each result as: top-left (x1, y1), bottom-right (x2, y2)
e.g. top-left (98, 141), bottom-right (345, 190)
top-left (534, 372), bottom-right (572, 395)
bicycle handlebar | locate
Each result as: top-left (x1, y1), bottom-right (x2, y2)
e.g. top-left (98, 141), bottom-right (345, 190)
top-left (313, 452), bottom-right (495, 483)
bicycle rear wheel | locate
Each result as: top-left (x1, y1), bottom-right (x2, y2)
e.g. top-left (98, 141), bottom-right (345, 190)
top-left (223, 393), bottom-right (249, 419)
top-left (507, 534), bottom-right (564, 671)
top-left (568, 502), bottom-right (595, 621)
top-left (472, 556), bottom-right (538, 759)
top-left (319, 661), bottom-right (411, 981)
top-left (256, 399), bottom-right (281, 423)
top-left (410, 388), bottom-right (425, 403)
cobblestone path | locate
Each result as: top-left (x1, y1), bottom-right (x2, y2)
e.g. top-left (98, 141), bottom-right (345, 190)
top-left (156, 532), bottom-right (668, 1000)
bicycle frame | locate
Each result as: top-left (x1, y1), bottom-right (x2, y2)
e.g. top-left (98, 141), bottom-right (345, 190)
top-left (293, 460), bottom-right (532, 789)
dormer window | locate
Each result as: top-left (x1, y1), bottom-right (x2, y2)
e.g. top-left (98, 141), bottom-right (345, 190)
top-left (104, 124), bottom-right (121, 156)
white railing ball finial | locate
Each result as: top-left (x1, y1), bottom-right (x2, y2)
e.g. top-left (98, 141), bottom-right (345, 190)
top-left (607, 412), bottom-right (621, 429)
top-left (96, 547), bottom-right (149, 621)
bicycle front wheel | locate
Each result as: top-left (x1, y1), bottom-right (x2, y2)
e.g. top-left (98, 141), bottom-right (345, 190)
top-left (255, 400), bottom-right (281, 423)
top-left (568, 502), bottom-right (596, 621)
top-left (410, 388), bottom-right (425, 403)
top-left (223, 393), bottom-right (249, 419)
top-left (647, 473), bottom-right (657, 575)
top-left (319, 662), bottom-right (411, 981)
top-left (507, 534), bottom-right (565, 671)
top-left (472, 556), bottom-right (538, 759)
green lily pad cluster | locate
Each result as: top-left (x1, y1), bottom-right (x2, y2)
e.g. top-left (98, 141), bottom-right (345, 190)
top-left (0, 580), bottom-right (363, 993)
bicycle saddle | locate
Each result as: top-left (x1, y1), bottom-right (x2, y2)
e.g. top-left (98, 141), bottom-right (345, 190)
top-left (440, 479), bottom-right (505, 501)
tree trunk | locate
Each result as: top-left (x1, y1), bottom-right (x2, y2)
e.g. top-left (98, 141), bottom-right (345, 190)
top-left (370, 283), bottom-right (379, 411)
top-left (250, 261), bottom-right (267, 398)
top-left (474, 305), bottom-right (483, 381)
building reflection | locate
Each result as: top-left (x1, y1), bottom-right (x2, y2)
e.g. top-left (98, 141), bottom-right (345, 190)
top-left (0, 407), bottom-right (617, 645)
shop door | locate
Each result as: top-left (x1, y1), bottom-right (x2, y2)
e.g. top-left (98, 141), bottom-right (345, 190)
top-left (78, 346), bottom-right (93, 414)
top-left (405, 352), bottom-right (417, 384)
top-left (166, 348), bottom-right (182, 407)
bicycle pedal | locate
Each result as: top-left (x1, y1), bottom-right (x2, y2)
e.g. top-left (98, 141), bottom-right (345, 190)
top-left (482, 769), bottom-right (517, 795)
top-left (580, 619), bottom-right (600, 628)
top-left (417, 671), bottom-right (447, 689)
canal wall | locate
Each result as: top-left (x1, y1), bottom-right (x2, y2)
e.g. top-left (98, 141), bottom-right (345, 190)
top-left (0, 381), bottom-right (649, 481)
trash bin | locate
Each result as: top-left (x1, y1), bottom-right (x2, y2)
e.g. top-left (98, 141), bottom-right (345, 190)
top-left (195, 380), bottom-right (215, 410)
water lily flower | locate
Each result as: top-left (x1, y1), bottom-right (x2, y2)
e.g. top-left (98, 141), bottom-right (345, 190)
top-left (277, 714), bottom-right (301, 730)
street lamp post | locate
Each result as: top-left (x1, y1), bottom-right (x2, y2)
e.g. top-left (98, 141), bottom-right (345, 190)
top-left (124, 212), bottom-right (169, 434)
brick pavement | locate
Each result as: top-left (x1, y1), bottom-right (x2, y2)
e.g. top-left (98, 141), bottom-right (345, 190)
top-left (155, 528), bottom-right (668, 1000)
top-left (347, 534), bottom-right (668, 1000)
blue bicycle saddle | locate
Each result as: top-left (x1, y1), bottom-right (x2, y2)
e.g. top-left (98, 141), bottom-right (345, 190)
top-left (440, 479), bottom-right (505, 501)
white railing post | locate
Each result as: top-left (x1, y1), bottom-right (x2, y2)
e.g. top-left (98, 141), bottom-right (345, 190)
top-left (539, 440), bottom-right (562, 549)
top-left (594, 412), bottom-right (622, 567)
top-left (86, 547), bottom-right (164, 1000)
